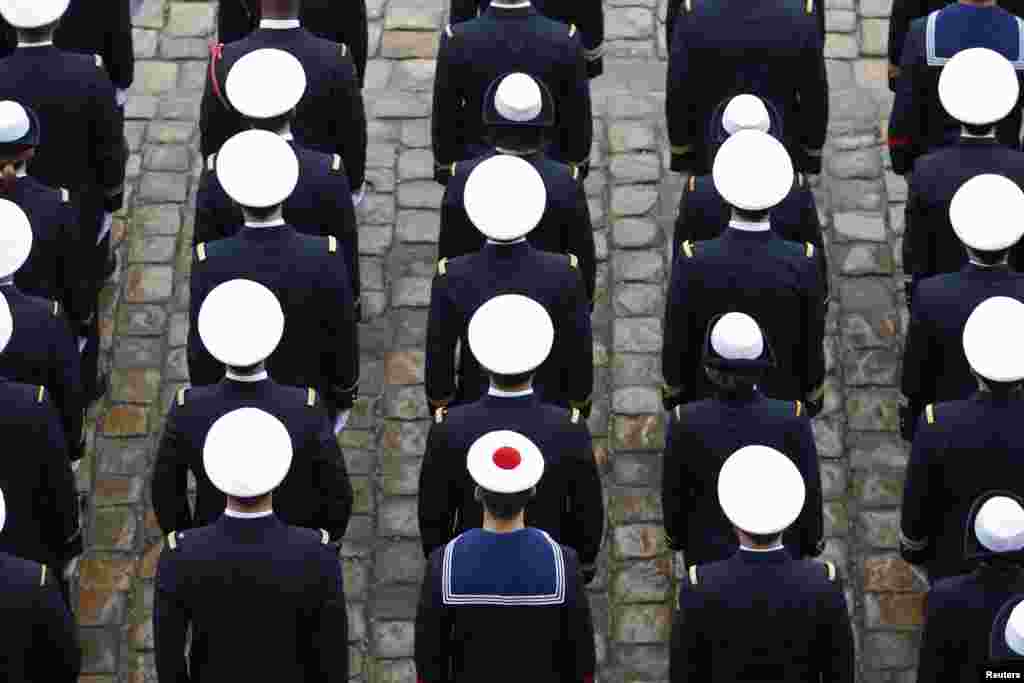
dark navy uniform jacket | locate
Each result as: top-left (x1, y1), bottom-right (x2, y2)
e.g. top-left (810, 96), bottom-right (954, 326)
top-left (0, 379), bottom-right (80, 572)
top-left (200, 27), bottom-right (367, 191)
top-left (425, 242), bottom-right (593, 412)
top-left (195, 142), bottom-right (360, 314)
top-left (216, 0), bottom-right (368, 88)
top-left (0, 0), bottom-right (134, 89)
top-left (901, 394), bottom-right (1024, 581)
top-left (449, 0), bottom-right (604, 78)
top-left (0, 284), bottom-right (84, 463)
top-left (667, 0), bottom-right (825, 52)
top-left (440, 151), bottom-right (596, 304)
top-left (0, 553), bottom-right (80, 682)
top-left (666, 0), bottom-right (827, 176)
top-left (431, 5), bottom-right (592, 183)
top-left (0, 45), bottom-right (126, 227)
top-left (415, 528), bottom-right (595, 683)
top-left (919, 564), bottom-right (1024, 682)
top-left (889, 5), bottom-right (1024, 175)
top-left (418, 392), bottom-right (604, 570)
top-left (662, 229), bottom-right (826, 409)
top-left (901, 265), bottom-right (1024, 439)
top-left (662, 393), bottom-right (824, 566)
top-left (151, 379), bottom-right (353, 542)
top-left (903, 138), bottom-right (1024, 283)
top-left (671, 549), bottom-right (854, 683)
top-left (188, 226), bottom-right (360, 418)
top-left (154, 514), bottom-right (348, 682)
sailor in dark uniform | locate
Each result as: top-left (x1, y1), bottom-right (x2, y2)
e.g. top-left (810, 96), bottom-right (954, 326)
top-left (990, 597), bottom-right (1024, 670)
top-left (188, 131), bottom-right (359, 434)
top-left (154, 408), bottom-right (349, 682)
top-left (216, 0), bottom-right (368, 89)
top-left (415, 429), bottom-right (596, 683)
top-left (195, 48), bottom-right (361, 318)
top-left (448, 0), bottom-right (604, 78)
top-left (903, 49), bottom-right (1024, 301)
top-left (901, 174), bottom-right (1024, 441)
top-left (419, 294), bottom-right (604, 580)
top-left (200, 0), bottom-right (367, 197)
top-left (918, 493), bottom-right (1024, 682)
top-left (673, 93), bottom-right (827, 289)
top-left (0, 201), bottom-right (84, 466)
top-left (662, 312), bottom-right (824, 567)
top-left (888, 1), bottom-right (1024, 176)
top-left (667, 0), bottom-right (826, 53)
top-left (666, 0), bottom-right (827, 177)
top-left (901, 296), bottom-right (1024, 583)
top-left (670, 446), bottom-right (854, 682)
top-left (0, 293), bottom-right (81, 607)
top-left (0, 0), bottom-right (126, 402)
top-left (439, 73), bottom-right (595, 304)
top-left (153, 279), bottom-right (352, 542)
top-left (426, 154), bottom-right (593, 416)
top-left (0, 488), bottom-right (80, 682)
top-left (431, 0), bottom-right (592, 183)
top-left (662, 130), bottom-right (826, 413)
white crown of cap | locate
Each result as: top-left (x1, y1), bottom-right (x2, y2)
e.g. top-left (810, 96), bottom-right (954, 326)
top-left (711, 312), bottom-right (764, 360)
top-left (0, 291), bottom-right (12, 355)
top-left (963, 296), bottom-right (1024, 382)
top-left (722, 94), bottom-right (771, 135)
top-left (0, 487), bottom-right (5, 534)
top-left (467, 430), bottom-right (545, 494)
top-left (198, 279), bottom-right (285, 367)
top-left (950, 174), bottom-right (1024, 251)
top-left (939, 48), bottom-right (1020, 126)
top-left (718, 445), bottom-right (806, 535)
top-left (464, 154), bottom-right (547, 242)
top-left (713, 129), bottom-right (794, 212)
top-left (203, 408), bottom-right (293, 498)
top-left (0, 198), bottom-right (32, 278)
top-left (0, 0), bottom-right (70, 28)
top-left (0, 101), bottom-right (30, 143)
top-left (468, 294), bottom-right (554, 375)
top-left (975, 496), bottom-right (1024, 552)
top-left (216, 130), bottom-right (300, 208)
top-left (226, 49), bottom-right (308, 120)
top-left (1008, 602), bottom-right (1024, 656)
top-left (495, 73), bottom-right (543, 123)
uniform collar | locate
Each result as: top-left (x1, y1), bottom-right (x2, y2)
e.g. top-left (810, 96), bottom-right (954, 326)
top-left (736, 546), bottom-right (791, 563)
top-left (485, 237), bottom-right (528, 245)
top-left (225, 369), bottom-right (269, 382)
top-left (968, 258), bottom-right (1011, 269)
top-left (17, 39), bottom-right (54, 47)
top-left (491, 0), bottom-right (533, 7)
top-left (488, 386), bottom-right (534, 397)
top-left (224, 508), bottom-right (274, 518)
top-left (259, 18), bottom-right (301, 29)
top-left (728, 218), bottom-right (772, 232)
top-left (740, 543), bottom-right (785, 552)
top-left (961, 130), bottom-right (997, 139)
top-left (245, 218), bottom-right (286, 229)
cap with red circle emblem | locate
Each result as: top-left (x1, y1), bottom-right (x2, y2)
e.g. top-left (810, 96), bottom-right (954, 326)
top-left (466, 430), bottom-right (545, 494)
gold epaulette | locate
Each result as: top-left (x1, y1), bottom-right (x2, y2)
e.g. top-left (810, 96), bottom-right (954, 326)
top-left (307, 388), bottom-right (318, 407)
top-left (36, 386), bottom-right (45, 404)
top-left (167, 531), bottom-right (178, 550)
top-left (196, 243), bottom-right (207, 262)
top-left (671, 144), bottom-right (692, 156)
top-left (571, 165), bottom-right (579, 182)
top-left (688, 175), bottom-right (696, 192)
top-left (331, 154), bottom-right (342, 173)
top-left (681, 240), bottom-right (694, 258)
top-left (51, 301), bottom-right (60, 316)
top-left (795, 400), bottom-right (803, 417)
top-left (341, 43), bottom-right (348, 57)
top-left (40, 565), bottom-right (47, 586)
top-left (925, 404), bottom-right (935, 424)
top-left (434, 406), bottom-right (448, 424)
top-left (60, 187), bottom-right (70, 203)
top-left (688, 565), bottom-right (698, 585)
top-left (206, 154), bottom-right (216, 172)
top-left (320, 528), bottom-right (330, 544)
top-left (570, 408), bottom-right (581, 424)
top-left (806, 243), bottom-right (815, 258)
top-left (674, 404), bottom-right (682, 422)
top-left (95, 54), bottom-right (104, 69)
top-left (805, 0), bottom-right (815, 14)
top-left (328, 236), bottom-right (338, 253)
top-left (823, 560), bottom-right (836, 581)
top-left (450, 162), bottom-right (457, 177)
top-left (437, 258), bottom-right (448, 277)
top-left (569, 23), bottom-right (577, 38)
top-left (177, 387), bottom-right (187, 407)
top-left (569, 254), bottom-right (579, 270)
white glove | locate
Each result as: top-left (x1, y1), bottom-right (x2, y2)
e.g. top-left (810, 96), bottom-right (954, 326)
top-left (333, 410), bottom-right (351, 436)
top-left (77, 337), bottom-right (88, 353)
top-left (97, 212), bottom-right (113, 245)
top-left (115, 88), bottom-right (128, 108)
top-left (351, 184), bottom-right (366, 208)
top-left (62, 555), bottom-right (80, 581)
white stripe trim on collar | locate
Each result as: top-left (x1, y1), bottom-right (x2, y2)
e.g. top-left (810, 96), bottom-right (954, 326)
top-left (260, 18), bottom-right (301, 29)
top-left (226, 369), bottom-right (269, 382)
top-left (728, 218), bottom-right (771, 232)
top-left (442, 529), bottom-right (566, 605)
top-left (224, 508), bottom-right (274, 518)
top-left (17, 40), bottom-right (54, 47)
top-left (740, 544), bottom-right (785, 552)
top-left (927, 10), bottom-right (1024, 68)
top-left (245, 218), bottom-right (286, 228)
top-left (485, 237), bottom-right (528, 245)
top-left (491, 0), bottom-right (532, 7)
top-left (488, 386), bottom-right (534, 397)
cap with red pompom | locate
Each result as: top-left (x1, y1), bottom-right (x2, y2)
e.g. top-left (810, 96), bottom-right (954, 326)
top-left (466, 430), bottom-right (545, 494)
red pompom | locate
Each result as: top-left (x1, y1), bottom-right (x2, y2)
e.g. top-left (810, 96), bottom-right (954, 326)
top-left (492, 447), bottom-right (521, 470)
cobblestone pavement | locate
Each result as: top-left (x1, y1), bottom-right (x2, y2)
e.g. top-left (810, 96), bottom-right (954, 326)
top-left (71, 0), bottom-right (917, 681)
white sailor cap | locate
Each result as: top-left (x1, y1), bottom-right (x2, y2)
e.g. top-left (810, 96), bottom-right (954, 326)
top-left (226, 48), bottom-right (307, 121)
top-left (0, 291), bottom-right (12, 355)
top-left (722, 94), bottom-right (772, 135)
top-left (712, 129), bottom-right (794, 212)
top-left (464, 154), bottom-right (546, 242)
top-left (198, 279), bottom-right (285, 368)
top-left (495, 73), bottom-right (543, 123)
top-left (0, 0), bottom-right (69, 28)
top-left (203, 407), bottom-right (293, 498)
top-left (711, 312), bottom-right (764, 360)
top-left (0, 101), bottom-right (39, 152)
top-left (949, 174), bottom-right (1024, 252)
top-left (718, 445), bottom-right (806, 535)
top-left (215, 130), bottom-right (299, 208)
top-left (0, 198), bottom-right (32, 278)
top-left (468, 294), bottom-right (554, 376)
top-left (975, 496), bottom-right (1024, 553)
top-left (963, 296), bottom-right (1024, 382)
top-left (1008, 602), bottom-right (1024, 656)
top-left (467, 430), bottom-right (545, 494)
top-left (939, 48), bottom-right (1020, 126)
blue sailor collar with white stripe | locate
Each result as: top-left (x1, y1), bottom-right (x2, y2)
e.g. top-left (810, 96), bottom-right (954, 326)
top-left (926, 6), bottom-right (1024, 67)
top-left (442, 528), bottom-right (566, 605)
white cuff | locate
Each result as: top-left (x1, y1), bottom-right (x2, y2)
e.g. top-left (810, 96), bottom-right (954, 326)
top-left (333, 410), bottom-right (351, 435)
top-left (116, 88), bottom-right (128, 108)
top-left (77, 337), bottom-right (88, 354)
top-left (98, 212), bottom-right (113, 245)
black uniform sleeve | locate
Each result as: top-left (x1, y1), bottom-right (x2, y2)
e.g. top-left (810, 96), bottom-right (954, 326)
top-left (888, 0), bottom-right (923, 71)
top-left (899, 416), bottom-right (940, 566)
top-left (796, 187), bottom-right (830, 303)
top-left (666, 15), bottom-right (698, 174)
top-left (49, 316), bottom-right (84, 463)
top-left (902, 173), bottom-right (931, 280)
top-left (556, 37), bottom-right (593, 172)
top-left (418, 420), bottom-right (459, 557)
top-left (900, 303), bottom-right (933, 439)
top-left (216, 0), bottom-right (258, 44)
top-left (796, 20), bottom-right (828, 174)
top-left (564, 264), bottom-right (595, 409)
top-left (323, 169), bottom-right (361, 312)
top-left (424, 268), bottom-right (460, 408)
top-left (916, 591), bottom-right (954, 683)
top-left (888, 22), bottom-right (925, 176)
top-left (816, 583), bottom-right (855, 683)
top-left (338, 0), bottom-right (368, 88)
top-left (104, 0), bottom-right (134, 89)
top-left (661, 415), bottom-right (690, 552)
top-left (313, 413), bottom-right (354, 541)
top-left (784, 415), bottom-right (824, 558)
top-left (800, 258), bottom-right (827, 414)
top-left (331, 57), bottom-right (367, 191)
top-left (31, 568), bottom-right (81, 682)
top-left (321, 249), bottom-right (360, 415)
top-left (415, 550), bottom-right (454, 683)
top-left (661, 254), bottom-right (696, 407)
top-left (199, 52), bottom-right (244, 160)
top-left (578, 1), bottom-right (605, 79)
top-left (449, 0), bottom-right (478, 23)
top-left (55, 197), bottom-right (92, 331)
top-left (86, 65), bottom-right (126, 214)
top-left (672, 177), bottom-right (693, 255)
top-left (193, 172), bottom-right (237, 248)
top-left (152, 402), bottom-right (196, 534)
top-left (35, 399), bottom-right (81, 565)
top-left (154, 549), bottom-right (192, 683)
top-left (563, 179), bottom-right (597, 306)
top-left (669, 577), bottom-right (709, 682)
top-left (665, 0), bottom-right (683, 54)
top-left (565, 427), bottom-right (604, 573)
top-left (187, 269), bottom-right (223, 387)
top-left (437, 183), bottom-right (473, 259)
top-left (431, 28), bottom-right (466, 184)
top-left (312, 546), bottom-right (349, 680)
top-left (561, 550), bottom-right (597, 682)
